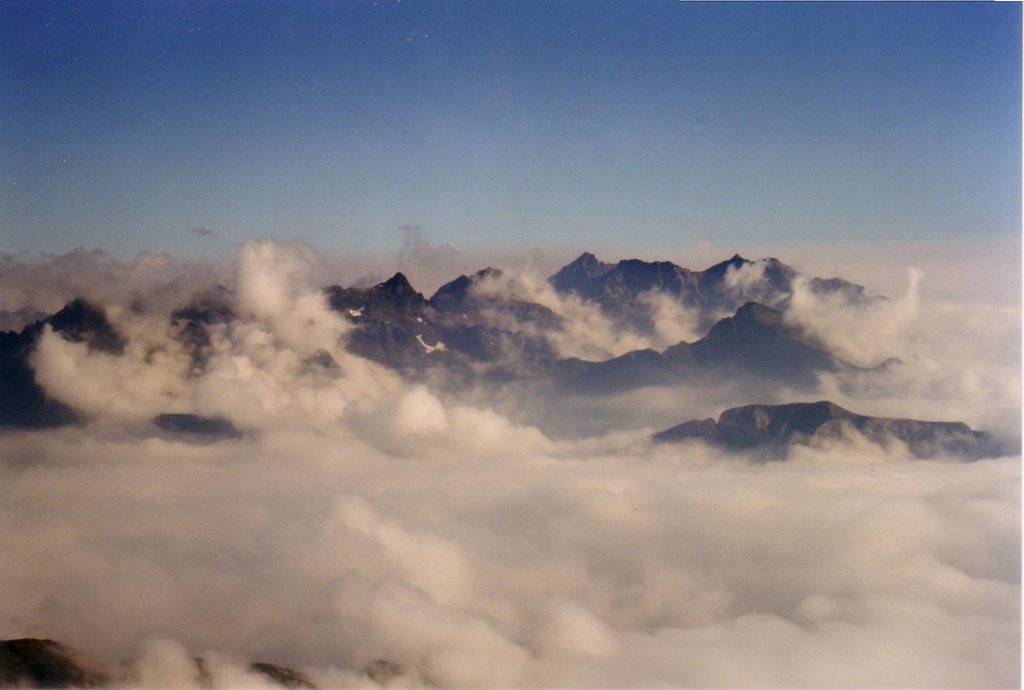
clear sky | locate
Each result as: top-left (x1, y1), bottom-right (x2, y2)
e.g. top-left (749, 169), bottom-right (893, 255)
top-left (1, 1), bottom-right (1020, 260)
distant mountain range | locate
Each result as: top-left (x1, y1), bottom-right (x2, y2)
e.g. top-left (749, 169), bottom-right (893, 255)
top-left (0, 252), bottom-right (1000, 460)
top-left (318, 252), bottom-right (871, 388)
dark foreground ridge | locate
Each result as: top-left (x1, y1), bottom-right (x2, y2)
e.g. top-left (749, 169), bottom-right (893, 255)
top-left (0, 639), bottom-right (103, 688)
top-left (654, 400), bottom-right (1002, 460)
top-left (0, 638), bottom-right (420, 688)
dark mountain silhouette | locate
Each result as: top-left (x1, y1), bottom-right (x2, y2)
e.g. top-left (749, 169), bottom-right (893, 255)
top-left (325, 273), bottom-right (453, 372)
top-left (552, 254), bottom-right (702, 306)
top-left (654, 400), bottom-right (1002, 459)
top-left (428, 267), bottom-right (504, 314)
top-left (0, 639), bottom-right (104, 688)
top-left (1, 299), bottom-right (126, 430)
top-left (250, 662), bottom-right (319, 689)
top-left (548, 251), bottom-right (614, 293)
top-left (429, 268), bottom-right (562, 331)
top-left (0, 638), bottom-right (329, 689)
top-left (549, 251), bottom-right (873, 334)
top-left (324, 271), bottom-right (557, 375)
top-left (171, 288), bottom-right (236, 374)
top-left (1, 253), bottom-right (967, 447)
top-left (45, 300), bottom-right (125, 354)
top-left (316, 254), bottom-right (862, 395)
top-left (665, 302), bottom-right (839, 385)
top-left (154, 413), bottom-right (242, 439)
top-left (0, 329), bottom-right (79, 429)
top-left (555, 302), bottom-right (843, 394)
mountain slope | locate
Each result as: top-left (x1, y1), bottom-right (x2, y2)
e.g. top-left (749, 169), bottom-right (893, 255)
top-left (665, 302), bottom-right (839, 386)
top-left (555, 301), bottom-right (842, 394)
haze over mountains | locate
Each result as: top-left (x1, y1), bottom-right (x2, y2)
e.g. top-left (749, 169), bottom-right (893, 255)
top-left (0, 240), bottom-right (1019, 688)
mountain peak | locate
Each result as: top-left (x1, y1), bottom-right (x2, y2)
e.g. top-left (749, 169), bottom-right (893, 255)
top-left (566, 251), bottom-right (611, 276)
top-left (48, 299), bottom-right (126, 354)
top-left (550, 252), bottom-right (614, 293)
top-left (733, 301), bottom-right (784, 325)
top-left (378, 272), bottom-right (415, 292)
top-left (428, 267), bottom-right (504, 311)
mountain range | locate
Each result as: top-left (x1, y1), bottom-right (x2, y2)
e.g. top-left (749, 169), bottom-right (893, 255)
top-left (0, 252), bottom-right (1000, 460)
top-left (318, 252), bottom-right (867, 388)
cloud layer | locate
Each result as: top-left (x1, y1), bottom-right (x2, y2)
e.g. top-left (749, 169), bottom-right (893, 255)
top-left (0, 239), bottom-right (1019, 688)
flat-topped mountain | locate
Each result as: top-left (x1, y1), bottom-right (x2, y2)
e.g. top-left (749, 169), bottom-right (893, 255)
top-left (654, 401), bottom-right (1002, 459)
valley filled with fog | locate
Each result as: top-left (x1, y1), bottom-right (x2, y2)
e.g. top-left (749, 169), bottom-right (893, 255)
top-left (0, 238), bottom-right (1019, 688)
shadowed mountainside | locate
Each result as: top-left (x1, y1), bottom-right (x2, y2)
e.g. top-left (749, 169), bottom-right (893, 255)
top-left (0, 299), bottom-right (125, 429)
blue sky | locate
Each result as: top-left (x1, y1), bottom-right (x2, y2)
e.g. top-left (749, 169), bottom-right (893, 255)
top-left (1, 1), bottom-right (1020, 260)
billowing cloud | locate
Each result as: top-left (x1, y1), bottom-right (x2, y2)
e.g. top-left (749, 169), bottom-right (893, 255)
top-left (393, 226), bottom-right (464, 292)
top-left (0, 426), bottom-right (1016, 688)
top-left (0, 249), bottom-right (223, 315)
top-left (469, 267), bottom-right (702, 360)
top-left (0, 238), bottom-right (1018, 689)
top-left (786, 268), bottom-right (921, 367)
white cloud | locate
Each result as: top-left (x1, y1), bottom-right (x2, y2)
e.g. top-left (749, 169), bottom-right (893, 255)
top-left (0, 238), bottom-right (1018, 688)
top-left (470, 267), bottom-right (701, 360)
top-left (786, 268), bottom-right (921, 367)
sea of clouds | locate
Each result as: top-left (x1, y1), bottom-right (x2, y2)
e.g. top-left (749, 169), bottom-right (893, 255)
top-left (0, 238), bottom-right (1019, 688)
